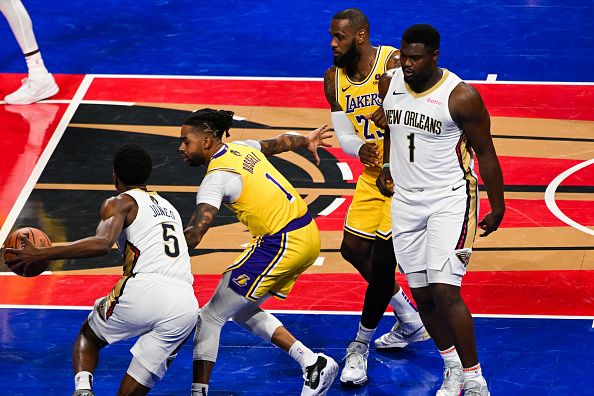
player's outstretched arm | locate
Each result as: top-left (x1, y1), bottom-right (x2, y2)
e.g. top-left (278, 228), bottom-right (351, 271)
top-left (5, 196), bottom-right (132, 266)
top-left (184, 203), bottom-right (220, 249)
top-left (451, 82), bottom-right (505, 237)
top-left (257, 124), bottom-right (332, 165)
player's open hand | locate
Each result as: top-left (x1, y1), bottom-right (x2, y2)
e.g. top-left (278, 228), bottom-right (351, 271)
top-left (366, 107), bottom-right (387, 130)
top-left (5, 235), bottom-right (40, 267)
top-left (359, 143), bottom-right (380, 166)
top-left (305, 124), bottom-right (333, 165)
top-left (376, 167), bottom-right (394, 197)
top-left (478, 210), bottom-right (505, 237)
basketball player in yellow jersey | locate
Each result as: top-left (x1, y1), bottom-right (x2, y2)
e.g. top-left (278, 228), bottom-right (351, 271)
top-left (179, 108), bottom-right (338, 396)
top-left (323, 8), bottom-right (428, 386)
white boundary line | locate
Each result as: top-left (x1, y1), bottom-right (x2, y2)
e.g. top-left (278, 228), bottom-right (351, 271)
top-left (1, 305), bottom-right (593, 320)
top-left (0, 74), bottom-right (95, 245)
top-left (544, 158), bottom-right (594, 236)
top-left (84, 73), bottom-right (594, 85)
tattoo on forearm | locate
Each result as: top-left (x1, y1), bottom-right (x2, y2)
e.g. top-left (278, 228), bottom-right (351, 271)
top-left (185, 204), bottom-right (219, 247)
top-left (259, 134), bottom-right (306, 156)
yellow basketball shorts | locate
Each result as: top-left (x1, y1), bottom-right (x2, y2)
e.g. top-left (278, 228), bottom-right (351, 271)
top-left (224, 213), bottom-right (320, 301)
top-left (344, 173), bottom-right (392, 240)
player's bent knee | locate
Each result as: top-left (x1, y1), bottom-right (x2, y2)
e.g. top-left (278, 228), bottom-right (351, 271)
top-left (233, 307), bottom-right (283, 342)
top-left (193, 306), bottom-right (225, 362)
top-left (126, 357), bottom-right (158, 390)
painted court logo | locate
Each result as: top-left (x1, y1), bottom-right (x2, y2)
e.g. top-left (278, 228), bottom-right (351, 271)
top-left (233, 274), bottom-right (251, 287)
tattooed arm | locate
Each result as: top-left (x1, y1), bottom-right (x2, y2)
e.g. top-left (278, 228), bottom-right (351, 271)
top-left (184, 203), bottom-right (220, 248)
top-left (257, 124), bottom-right (332, 165)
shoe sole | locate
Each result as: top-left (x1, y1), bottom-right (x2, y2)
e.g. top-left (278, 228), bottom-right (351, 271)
top-left (316, 361), bottom-right (339, 396)
top-left (339, 376), bottom-right (368, 387)
top-left (374, 332), bottom-right (432, 351)
top-left (4, 84), bottom-right (59, 105)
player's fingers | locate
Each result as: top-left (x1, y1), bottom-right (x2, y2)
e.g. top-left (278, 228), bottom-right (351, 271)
top-left (313, 152), bottom-right (320, 166)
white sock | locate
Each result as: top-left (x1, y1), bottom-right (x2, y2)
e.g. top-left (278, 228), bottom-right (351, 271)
top-left (74, 371), bottom-right (93, 390)
top-left (463, 363), bottom-right (483, 381)
top-left (439, 346), bottom-right (462, 368)
top-left (390, 289), bottom-right (423, 332)
top-left (288, 341), bottom-right (317, 370)
top-left (191, 383), bottom-right (209, 395)
top-left (25, 51), bottom-right (49, 79)
top-left (354, 323), bottom-right (375, 346)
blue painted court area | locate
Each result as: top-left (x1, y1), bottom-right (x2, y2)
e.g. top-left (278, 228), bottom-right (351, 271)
top-left (1, 308), bottom-right (593, 395)
top-left (0, 1), bottom-right (592, 81)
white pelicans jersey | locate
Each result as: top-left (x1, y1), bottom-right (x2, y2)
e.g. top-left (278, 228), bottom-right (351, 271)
top-left (382, 68), bottom-right (476, 190)
top-left (117, 189), bottom-right (193, 285)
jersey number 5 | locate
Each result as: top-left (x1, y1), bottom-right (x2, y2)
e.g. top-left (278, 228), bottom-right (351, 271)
top-left (162, 224), bottom-right (180, 257)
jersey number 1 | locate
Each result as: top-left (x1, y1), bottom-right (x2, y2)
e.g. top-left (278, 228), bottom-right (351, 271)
top-left (265, 173), bottom-right (295, 203)
top-left (407, 133), bottom-right (415, 162)
top-left (162, 224), bottom-right (180, 257)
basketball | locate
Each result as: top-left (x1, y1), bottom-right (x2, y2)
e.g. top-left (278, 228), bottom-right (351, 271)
top-left (3, 227), bottom-right (52, 277)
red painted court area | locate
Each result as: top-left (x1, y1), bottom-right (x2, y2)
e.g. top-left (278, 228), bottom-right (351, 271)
top-left (1, 74), bottom-right (593, 317)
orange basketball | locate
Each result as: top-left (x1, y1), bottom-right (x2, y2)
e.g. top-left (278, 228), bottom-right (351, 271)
top-left (3, 227), bottom-right (52, 277)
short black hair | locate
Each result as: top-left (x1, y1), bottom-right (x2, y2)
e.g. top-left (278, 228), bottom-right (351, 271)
top-left (183, 108), bottom-right (234, 140)
top-left (113, 143), bottom-right (152, 185)
top-left (332, 8), bottom-right (370, 33)
top-left (402, 24), bottom-right (440, 52)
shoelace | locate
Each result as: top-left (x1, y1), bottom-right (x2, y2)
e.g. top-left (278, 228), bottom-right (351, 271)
top-left (441, 367), bottom-right (463, 390)
top-left (463, 387), bottom-right (484, 396)
top-left (344, 351), bottom-right (365, 369)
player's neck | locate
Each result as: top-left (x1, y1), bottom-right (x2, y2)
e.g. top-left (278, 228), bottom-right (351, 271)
top-left (205, 142), bottom-right (225, 165)
top-left (346, 45), bottom-right (375, 81)
top-left (409, 68), bottom-right (443, 93)
top-left (124, 184), bottom-right (147, 192)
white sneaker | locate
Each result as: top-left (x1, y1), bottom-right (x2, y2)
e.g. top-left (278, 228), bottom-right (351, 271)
top-left (436, 363), bottom-right (463, 396)
top-left (463, 377), bottom-right (490, 396)
top-left (339, 341), bottom-right (369, 386)
top-left (4, 74), bottom-right (59, 104)
top-left (374, 322), bottom-right (431, 351)
top-left (301, 353), bottom-right (338, 396)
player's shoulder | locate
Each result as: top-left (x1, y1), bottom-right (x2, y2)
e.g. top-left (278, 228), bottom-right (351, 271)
top-left (324, 65), bottom-right (338, 81)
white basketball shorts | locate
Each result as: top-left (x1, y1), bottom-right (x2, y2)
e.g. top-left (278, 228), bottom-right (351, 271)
top-left (88, 272), bottom-right (199, 378)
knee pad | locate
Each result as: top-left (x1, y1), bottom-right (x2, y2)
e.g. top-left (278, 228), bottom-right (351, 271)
top-left (233, 307), bottom-right (283, 342)
top-left (192, 305), bottom-right (226, 362)
top-left (127, 357), bottom-right (158, 389)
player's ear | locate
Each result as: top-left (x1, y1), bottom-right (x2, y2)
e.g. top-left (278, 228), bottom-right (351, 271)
top-left (357, 28), bottom-right (366, 44)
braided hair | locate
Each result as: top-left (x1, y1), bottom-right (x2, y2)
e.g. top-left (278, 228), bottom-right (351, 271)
top-left (183, 108), bottom-right (234, 139)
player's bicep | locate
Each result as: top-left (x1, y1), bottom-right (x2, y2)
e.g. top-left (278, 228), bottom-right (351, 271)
top-left (95, 198), bottom-right (129, 244)
top-left (452, 83), bottom-right (494, 156)
top-left (324, 67), bottom-right (342, 111)
top-left (378, 72), bottom-right (393, 100)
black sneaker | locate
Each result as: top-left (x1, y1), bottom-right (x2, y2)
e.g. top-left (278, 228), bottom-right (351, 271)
top-left (301, 353), bottom-right (338, 396)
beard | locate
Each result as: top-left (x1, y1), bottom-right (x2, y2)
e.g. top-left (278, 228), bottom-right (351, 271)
top-left (333, 41), bottom-right (360, 69)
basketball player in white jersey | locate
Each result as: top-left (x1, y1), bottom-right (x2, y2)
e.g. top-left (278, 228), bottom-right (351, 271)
top-left (0, 0), bottom-right (58, 104)
top-left (324, 8), bottom-right (428, 387)
top-left (376, 24), bottom-right (505, 395)
top-left (6, 144), bottom-right (199, 396)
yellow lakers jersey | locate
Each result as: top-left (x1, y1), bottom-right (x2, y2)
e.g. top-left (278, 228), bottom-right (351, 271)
top-left (335, 45), bottom-right (397, 177)
top-left (207, 143), bottom-right (308, 236)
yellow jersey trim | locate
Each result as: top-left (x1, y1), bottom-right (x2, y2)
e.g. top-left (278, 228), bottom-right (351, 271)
top-left (405, 69), bottom-right (450, 98)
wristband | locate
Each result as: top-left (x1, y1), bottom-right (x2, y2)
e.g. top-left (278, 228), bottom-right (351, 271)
top-left (382, 163), bottom-right (390, 169)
